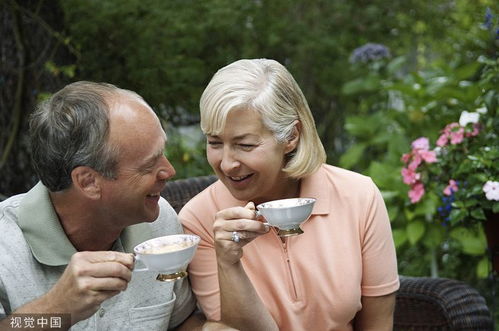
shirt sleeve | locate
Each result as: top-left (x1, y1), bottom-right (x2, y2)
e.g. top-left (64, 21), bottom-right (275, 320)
top-left (179, 203), bottom-right (222, 321)
top-left (360, 179), bottom-right (400, 296)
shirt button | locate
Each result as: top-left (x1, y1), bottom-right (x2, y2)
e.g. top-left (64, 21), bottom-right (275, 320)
top-left (98, 308), bottom-right (105, 317)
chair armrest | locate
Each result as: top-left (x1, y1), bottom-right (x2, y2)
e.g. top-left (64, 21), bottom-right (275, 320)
top-left (394, 276), bottom-right (493, 330)
top-left (161, 175), bottom-right (218, 213)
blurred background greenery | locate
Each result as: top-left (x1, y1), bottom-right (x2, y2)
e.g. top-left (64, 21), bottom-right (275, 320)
top-left (1, 0), bottom-right (498, 325)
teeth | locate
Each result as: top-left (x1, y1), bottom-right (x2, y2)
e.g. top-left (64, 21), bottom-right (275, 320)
top-left (147, 193), bottom-right (159, 197)
top-left (230, 175), bottom-right (249, 181)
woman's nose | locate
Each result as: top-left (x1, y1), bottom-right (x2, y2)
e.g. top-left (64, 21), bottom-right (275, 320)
top-left (220, 148), bottom-right (240, 173)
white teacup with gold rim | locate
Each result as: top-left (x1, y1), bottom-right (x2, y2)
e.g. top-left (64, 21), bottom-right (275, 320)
top-left (256, 198), bottom-right (316, 237)
top-left (133, 234), bottom-right (200, 281)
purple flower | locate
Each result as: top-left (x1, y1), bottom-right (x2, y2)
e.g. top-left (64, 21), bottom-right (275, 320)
top-left (482, 7), bottom-right (493, 30)
top-left (350, 43), bottom-right (391, 63)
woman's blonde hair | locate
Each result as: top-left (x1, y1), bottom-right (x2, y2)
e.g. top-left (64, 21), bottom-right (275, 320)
top-left (200, 58), bottom-right (326, 179)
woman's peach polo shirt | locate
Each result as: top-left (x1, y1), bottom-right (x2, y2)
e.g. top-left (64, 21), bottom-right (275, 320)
top-left (180, 164), bottom-right (399, 330)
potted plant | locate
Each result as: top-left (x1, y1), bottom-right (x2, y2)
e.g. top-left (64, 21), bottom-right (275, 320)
top-left (401, 97), bottom-right (499, 273)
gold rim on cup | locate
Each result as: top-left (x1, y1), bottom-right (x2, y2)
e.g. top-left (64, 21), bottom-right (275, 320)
top-left (156, 271), bottom-right (188, 282)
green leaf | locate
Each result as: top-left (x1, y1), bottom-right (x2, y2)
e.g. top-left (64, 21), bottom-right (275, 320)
top-left (454, 61), bottom-right (481, 81)
top-left (406, 221), bottom-right (425, 245)
top-left (413, 194), bottom-right (437, 217)
top-left (449, 208), bottom-right (467, 224)
top-left (463, 199), bottom-right (479, 208)
top-left (470, 209), bottom-right (486, 220)
top-left (341, 75), bottom-right (381, 95)
top-left (367, 162), bottom-right (401, 189)
top-left (387, 205), bottom-right (399, 221)
top-left (476, 257), bottom-right (490, 279)
top-left (339, 144), bottom-right (366, 169)
top-left (392, 229), bottom-right (408, 248)
top-left (493, 203), bottom-right (499, 213)
top-left (450, 227), bottom-right (486, 256)
top-left (404, 209), bottom-right (415, 222)
top-left (422, 224), bottom-right (444, 248)
top-left (344, 116), bottom-right (378, 137)
top-left (387, 56), bottom-right (407, 75)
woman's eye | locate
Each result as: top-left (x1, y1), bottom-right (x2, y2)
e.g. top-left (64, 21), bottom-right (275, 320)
top-left (208, 141), bottom-right (222, 146)
top-left (239, 144), bottom-right (255, 150)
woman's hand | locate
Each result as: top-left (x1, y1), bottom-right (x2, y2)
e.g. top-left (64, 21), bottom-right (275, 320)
top-left (213, 202), bottom-right (269, 266)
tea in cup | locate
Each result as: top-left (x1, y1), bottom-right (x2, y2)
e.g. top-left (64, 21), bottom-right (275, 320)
top-left (133, 234), bottom-right (200, 281)
top-left (256, 198), bottom-right (316, 237)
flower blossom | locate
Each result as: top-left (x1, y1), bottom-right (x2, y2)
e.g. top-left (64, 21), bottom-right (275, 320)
top-left (411, 137), bottom-right (430, 150)
top-left (436, 123), bottom-right (465, 146)
top-left (409, 182), bottom-right (425, 203)
top-left (443, 179), bottom-right (459, 196)
top-left (483, 181), bottom-right (499, 201)
top-left (401, 167), bottom-right (420, 185)
top-left (419, 150), bottom-right (437, 163)
top-left (350, 43), bottom-right (391, 63)
top-left (407, 137), bottom-right (437, 165)
top-left (459, 111), bottom-right (480, 127)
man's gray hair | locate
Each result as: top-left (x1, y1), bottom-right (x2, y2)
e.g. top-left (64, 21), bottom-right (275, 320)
top-left (29, 81), bottom-right (141, 192)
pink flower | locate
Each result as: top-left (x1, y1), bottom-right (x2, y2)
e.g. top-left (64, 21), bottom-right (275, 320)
top-left (409, 182), bottom-right (425, 203)
top-left (408, 153), bottom-right (422, 170)
top-left (443, 179), bottom-right (458, 196)
top-left (420, 150), bottom-right (437, 163)
top-left (412, 137), bottom-right (430, 150)
top-left (436, 133), bottom-right (448, 147)
top-left (465, 123), bottom-right (480, 137)
top-left (401, 153), bottom-right (411, 163)
top-left (449, 128), bottom-right (464, 144)
top-left (402, 167), bottom-right (421, 185)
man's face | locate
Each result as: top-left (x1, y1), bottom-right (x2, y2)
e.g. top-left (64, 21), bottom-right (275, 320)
top-left (99, 96), bottom-right (175, 226)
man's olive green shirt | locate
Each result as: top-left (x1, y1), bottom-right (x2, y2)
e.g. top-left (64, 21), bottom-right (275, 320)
top-left (0, 182), bottom-right (196, 330)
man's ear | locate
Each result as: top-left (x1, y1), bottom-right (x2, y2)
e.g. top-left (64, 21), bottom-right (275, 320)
top-left (71, 166), bottom-right (101, 199)
top-left (284, 120), bottom-right (301, 154)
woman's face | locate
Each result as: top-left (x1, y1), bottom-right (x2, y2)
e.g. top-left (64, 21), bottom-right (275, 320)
top-left (206, 108), bottom-right (299, 204)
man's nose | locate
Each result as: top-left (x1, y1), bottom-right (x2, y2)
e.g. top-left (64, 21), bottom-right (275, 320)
top-left (158, 156), bottom-right (176, 180)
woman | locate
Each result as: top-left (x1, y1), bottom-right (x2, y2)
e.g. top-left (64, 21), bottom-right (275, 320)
top-left (179, 59), bottom-right (399, 330)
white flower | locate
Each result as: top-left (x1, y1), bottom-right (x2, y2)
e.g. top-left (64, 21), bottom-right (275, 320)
top-left (483, 181), bottom-right (499, 201)
top-left (459, 111), bottom-right (480, 127)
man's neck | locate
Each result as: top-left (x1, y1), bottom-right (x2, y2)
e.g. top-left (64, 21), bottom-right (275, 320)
top-left (49, 191), bottom-right (123, 252)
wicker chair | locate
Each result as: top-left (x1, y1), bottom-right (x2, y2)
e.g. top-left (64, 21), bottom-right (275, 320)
top-left (161, 175), bottom-right (494, 331)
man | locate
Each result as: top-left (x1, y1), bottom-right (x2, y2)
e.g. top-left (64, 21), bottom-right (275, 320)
top-left (0, 82), bottom-right (227, 330)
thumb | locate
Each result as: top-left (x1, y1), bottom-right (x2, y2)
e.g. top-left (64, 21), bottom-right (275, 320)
top-left (245, 201), bottom-right (255, 211)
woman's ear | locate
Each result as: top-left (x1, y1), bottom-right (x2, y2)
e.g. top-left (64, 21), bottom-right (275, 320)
top-left (71, 166), bottom-right (102, 199)
top-left (284, 120), bottom-right (301, 154)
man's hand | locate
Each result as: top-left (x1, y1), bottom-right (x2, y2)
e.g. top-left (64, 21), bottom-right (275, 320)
top-left (44, 251), bottom-right (134, 324)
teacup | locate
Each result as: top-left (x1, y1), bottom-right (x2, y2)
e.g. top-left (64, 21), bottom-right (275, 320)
top-left (256, 198), bottom-right (316, 237)
top-left (133, 234), bottom-right (200, 281)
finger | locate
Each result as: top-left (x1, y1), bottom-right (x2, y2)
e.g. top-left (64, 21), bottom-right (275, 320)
top-left (245, 201), bottom-right (255, 211)
top-left (75, 251), bottom-right (135, 269)
top-left (216, 206), bottom-right (256, 220)
top-left (224, 230), bottom-right (262, 242)
top-left (77, 276), bottom-right (129, 293)
top-left (82, 261), bottom-right (133, 282)
top-left (220, 219), bottom-right (269, 233)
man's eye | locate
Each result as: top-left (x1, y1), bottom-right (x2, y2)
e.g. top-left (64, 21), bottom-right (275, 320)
top-left (141, 165), bottom-right (155, 174)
